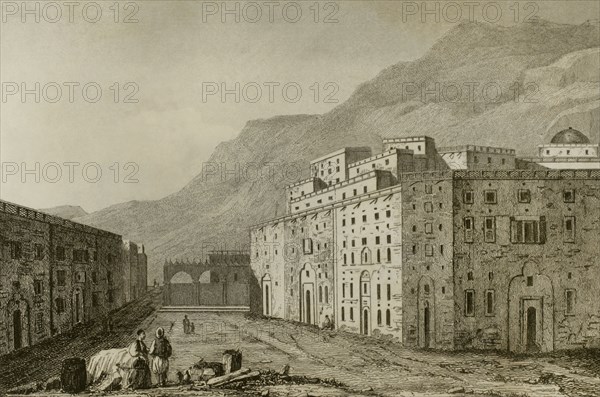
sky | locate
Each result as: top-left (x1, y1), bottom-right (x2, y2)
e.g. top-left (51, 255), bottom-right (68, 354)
top-left (1, 0), bottom-right (599, 212)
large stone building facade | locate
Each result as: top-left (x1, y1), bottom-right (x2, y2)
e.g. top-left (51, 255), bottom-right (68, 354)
top-left (0, 200), bottom-right (148, 355)
top-left (251, 128), bottom-right (600, 352)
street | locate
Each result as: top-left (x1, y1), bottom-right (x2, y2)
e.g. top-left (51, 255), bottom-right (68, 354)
top-left (2, 290), bottom-right (600, 396)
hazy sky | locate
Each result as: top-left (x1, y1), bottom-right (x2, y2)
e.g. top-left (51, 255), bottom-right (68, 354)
top-left (1, 1), bottom-right (598, 212)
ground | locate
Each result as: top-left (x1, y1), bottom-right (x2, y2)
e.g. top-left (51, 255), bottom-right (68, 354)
top-left (2, 290), bottom-right (599, 397)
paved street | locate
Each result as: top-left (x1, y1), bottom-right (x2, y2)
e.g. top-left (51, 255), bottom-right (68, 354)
top-left (2, 291), bottom-right (600, 396)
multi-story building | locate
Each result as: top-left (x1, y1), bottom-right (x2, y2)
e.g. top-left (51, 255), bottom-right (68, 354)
top-left (251, 128), bottom-right (600, 352)
top-left (0, 200), bottom-right (147, 355)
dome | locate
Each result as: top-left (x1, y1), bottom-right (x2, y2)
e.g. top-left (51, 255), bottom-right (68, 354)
top-left (550, 127), bottom-right (590, 144)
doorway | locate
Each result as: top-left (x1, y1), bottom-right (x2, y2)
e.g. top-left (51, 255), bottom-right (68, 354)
top-left (13, 310), bottom-right (22, 350)
top-left (305, 290), bottom-right (311, 324)
top-left (264, 285), bottom-right (270, 316)
top-left (424, 306), bottom-right (431, 348)
top-left (526, 306), bottom-right (538, 352)
top-left (363, 309), bottom-right (369, 335)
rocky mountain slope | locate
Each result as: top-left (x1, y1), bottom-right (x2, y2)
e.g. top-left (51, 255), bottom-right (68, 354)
top-left (40, 205), bottom-right (88, 220)
top-left (75, 20), bottom-right (600, 283)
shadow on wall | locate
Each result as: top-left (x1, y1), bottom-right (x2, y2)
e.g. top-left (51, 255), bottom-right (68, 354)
top-left (248, 272), bottom-right (263, 315)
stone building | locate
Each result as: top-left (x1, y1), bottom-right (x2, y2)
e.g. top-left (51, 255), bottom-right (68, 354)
top-left (251, 128), bottom-right (600, 352)
top-left (0, 200), bottom-right (147, 355)
top-left (121, 241), bottom-right (148, 302)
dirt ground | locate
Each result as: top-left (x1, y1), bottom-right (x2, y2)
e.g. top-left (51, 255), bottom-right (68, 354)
top-left (2, 291), bottom-right (599, 397)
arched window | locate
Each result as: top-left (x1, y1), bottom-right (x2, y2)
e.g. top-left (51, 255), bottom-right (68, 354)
top-left (350, 307), bottom-right (354, 321)
top-left (341, 307), bottom-right (345, 321)
top-left (377, 310), bottom-right (382, 326)
top-left (386, 309), bottom-right (391, 326)
top-left (364, 252), bottom-right (368, 263)
top-left (351, 253), bottom-right (355, 264)
top-left (424, 284), bottom-right (430, 294)
top-left (343, 254), bottom-right (347, 265)
top-left (324, 286), bottom-right (329, 304)
top-left (387, 248), bottom-right (391, 262)
top-left (319, 286), bottom-right (323, 303)
top-left (377, 249), bottom-right (381, 263)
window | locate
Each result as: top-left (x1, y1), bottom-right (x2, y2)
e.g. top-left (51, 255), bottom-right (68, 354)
top-left (375, 213), bottom-right (379, 220)
top-left (377, 284), bottom-right (381, 300)
top-left (484, 217), bottom-right (496, 243)
top-left (35, 312), bottom-right (43, 333)
top-left (518, 189), bottom-right (531, 203)
top-left (484, 190), bottom-right (497, 204)
top-left (564, 216), bottom-right (575, 242)
top-left (375, 236), bottom-right (380, 244)
top-left (565, 289), bottom-right (576, 315)
top-left (467, 271), bottom-right (474, 281)
top-left (425, 184), bottom-right (432, 194)
top-left (350, 307), bottom-right (354, 321)
top-left (425, 223), bottom-right (433, 234)
top-left (487, 157), bottom-right (492, 164)
top-left (343, 254), bottom-right (347, 265)
top-left (386, 309), bottom-right (391, 326)
top-left (73, 249), bottom-right (86, 263)
top-left (464, 217), bottom-right (474, 243)
top-left (425, 244), bottom-right (433, 257)
top-left (362, 215), bottom-right (367, 222)
top-left (351, 240), bottom-right (356, 247)
top-left (35, 244), bottom-right (44, 260)
top-left (463, 190), bottom-right (474, 204)
top-left (353, 189), bottom-right (357, 196)
top-left (386, 235), bottom-right (391, 244)
top-left (527, 276), bottom-right (533, 286)
top-left (342, 193), bottom-right (346, 200)
top-left (351, 217), bottom-right (355, 225)
top-left (511, 217), bottom-right (546, 244)
top-left (377, 310), bottom-right (382, 326)
top-left (351, 253), bottom-right (355, 264)
top-left (56, 246), bottom-right (65, 261)
top-left (342, 219), bottom-right (346, 227)
top-left (341, 307), bottom-right (345, 321)
top-left (363, 186), bottom-right (367, 194)
top-left (465, 290), bottom-right (475, 316)
top-left (92, 292), bottom-right (100, 307)
top-left (56, 270), bottom-right (66, 287)
top-left (424, 202), bottom-right (433, 213)
top-left (55, 298), bottom-right (65, 314)
top-left (92, 271), bottom-right (98, 284)
top-left (363, 283), bottom-right (367, 294)
top-left (485, 290), bottom-right (495, 316)
top-left (412, 245), bottom-right (417, 254)
top-left (9, 241), bottom-right (22, 259)
top-left (386, 210), bottom-right (391, 218)
top-left (385, 159), bottom-right (390, 165)
top-left (387, 284), bottom-right (391, 300)
top-left (424, 284), bottom-right (430, 294)
top-left (303, 238), bottom-right (313, 254)
top-left (319, 286), bottom-right (323, 303)
top-left (386, 248), bottom-right (391, 262)
top-left (563, 189), bottom-right (575, 203)
top-left (342, 283), bottom-right (346, 298)
top-left (34, 280), bottom-right (43, 296)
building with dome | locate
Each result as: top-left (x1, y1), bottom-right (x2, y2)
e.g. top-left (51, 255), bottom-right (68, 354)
top-left (531, 127), bottom-right (600, 169)
top-left (251, 131), bottom-right (600, 354)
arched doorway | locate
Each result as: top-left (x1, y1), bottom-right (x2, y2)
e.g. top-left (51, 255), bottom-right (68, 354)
top-left (13, 309), bottom-right (22, 349)
top-left (262, 274), bottom-right (272, 317)
top-left (359, 270), bottom-right (371, 335)
top-left (300, 264), bottom-right (316, 325)
top-left (418, 277), bottom-right (435, 348)
top-left (169, 271), bottom-right (195, 306)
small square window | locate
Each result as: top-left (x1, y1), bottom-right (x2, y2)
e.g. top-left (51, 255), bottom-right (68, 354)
top-left (484, 190), bottom-right (497, 204)
top-left (518, 189), bottom-right (531, 203)
top-left (527, 276), bottom-right (533, 286)
top-left (463, 191), bottom-right (474, 204)
top-left (563, 189), bottom-right (575, 203)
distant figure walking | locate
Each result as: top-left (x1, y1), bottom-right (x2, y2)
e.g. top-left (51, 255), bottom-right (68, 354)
top-left (127, 329), bottom-right (152, 390)
top-left (149, 327), bottom-right (172, 387)
top-left (183, 315), bottom-right (190, 334)
top-left (169, 321), bottom-right (175, 333)
top-left (190, 322), bottom-right (195, 334)
top-left (321, 315), bottom-right (334, 330)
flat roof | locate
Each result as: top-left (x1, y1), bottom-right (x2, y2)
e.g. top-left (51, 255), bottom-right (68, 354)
top-left (309, 147), bottom-right (371, 165)
top-left (438, 145), bottom-right (516, 155)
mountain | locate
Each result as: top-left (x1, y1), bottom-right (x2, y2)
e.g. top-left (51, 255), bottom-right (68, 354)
top-left (75, 20), bottom-right (600, 283)
top-left (40, 205), bottom-right (88, 220)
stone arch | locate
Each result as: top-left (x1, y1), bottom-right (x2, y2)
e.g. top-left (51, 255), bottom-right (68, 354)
top-left (508, 262), bottom-right (554, 353)
top-left (171, 271), bottom-right (194, 284)
top-left (199, 270), bottom-right (211, 284)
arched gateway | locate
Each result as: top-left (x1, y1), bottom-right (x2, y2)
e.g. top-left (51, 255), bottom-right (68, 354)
top-left (163, 251), bottom-right (257, 309)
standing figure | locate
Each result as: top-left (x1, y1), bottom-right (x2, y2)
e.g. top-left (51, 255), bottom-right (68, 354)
top-left (190, 322), bottom-right (195, 334)
top-left (183, 315), bottom-right (190, 334)
top-left (149, 327), bottom-right (172, 387)
top-left (127, 330), bottom-right (152, 390)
